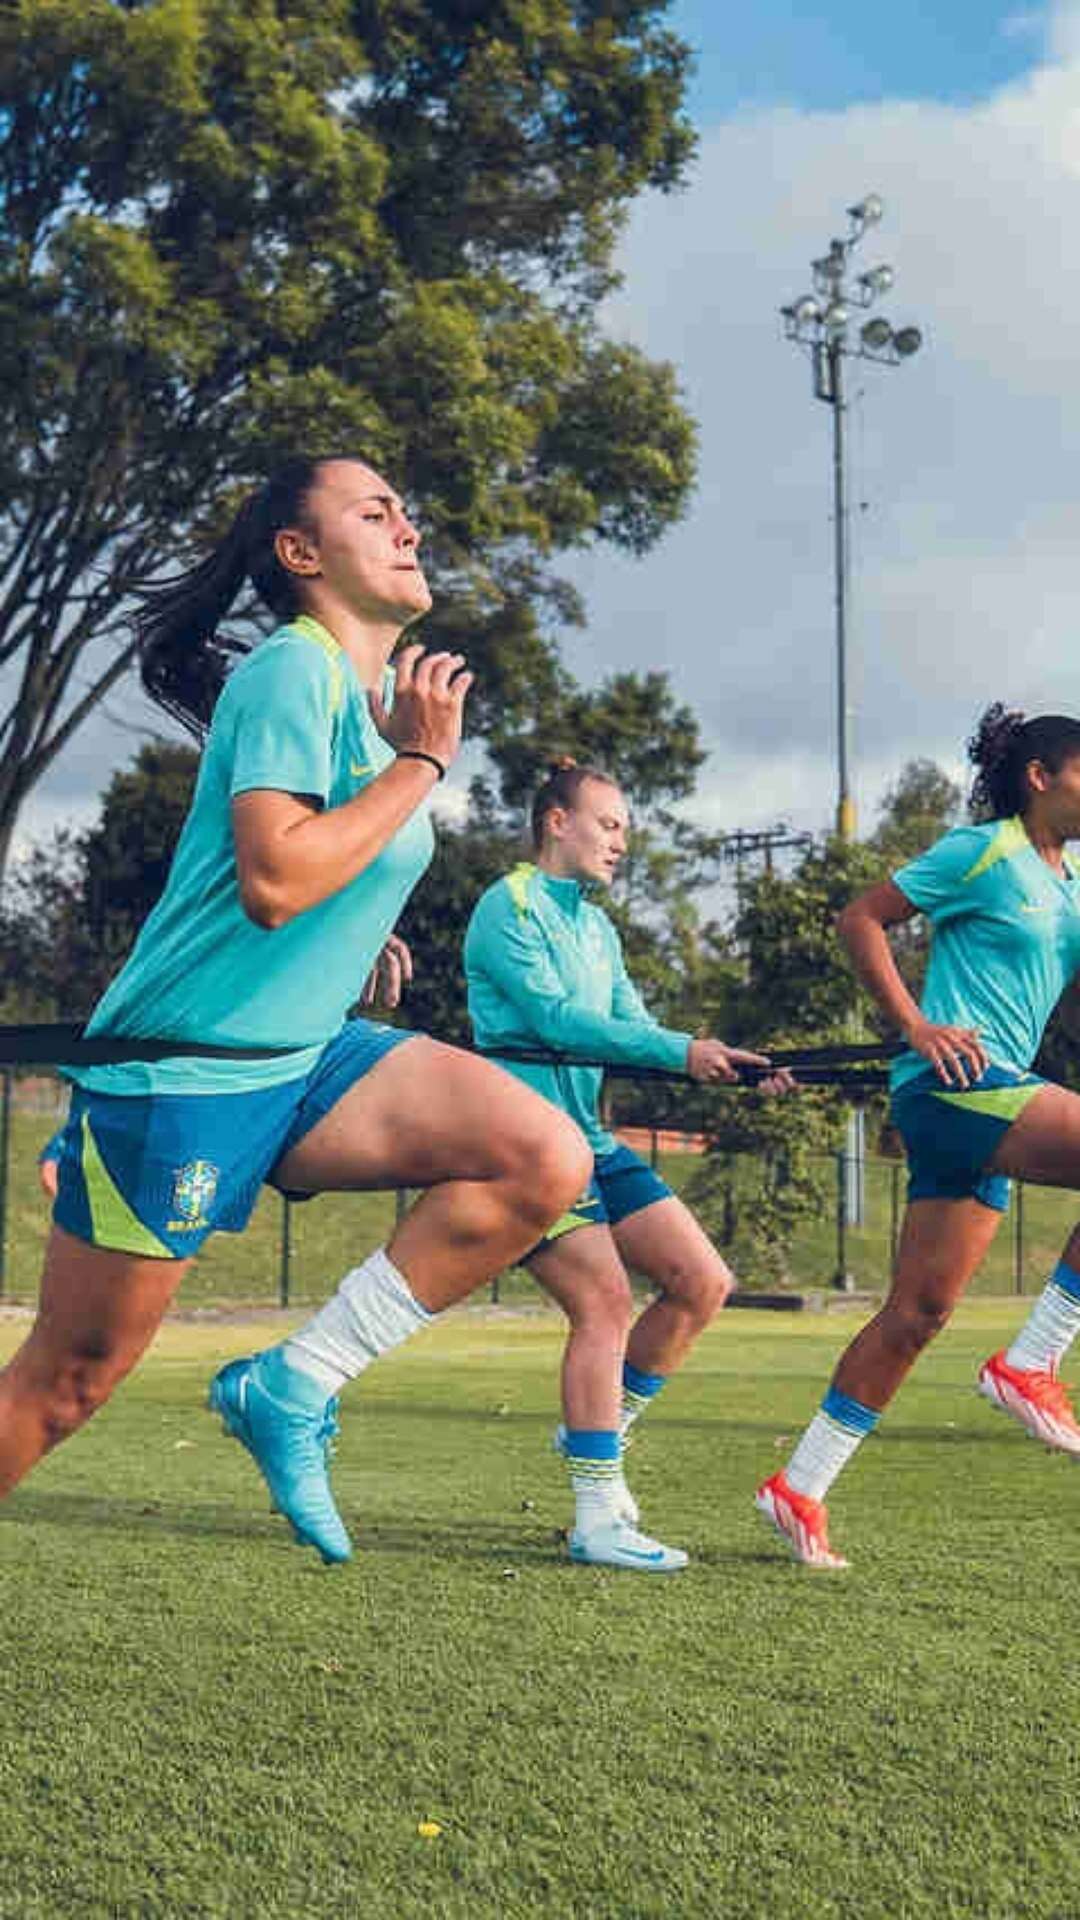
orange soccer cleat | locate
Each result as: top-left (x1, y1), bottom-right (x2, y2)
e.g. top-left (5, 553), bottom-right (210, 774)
top-left (978, 1350), bottom-right (1080, 1455)
top-left (754, 1469), bottom-right (848, 1570)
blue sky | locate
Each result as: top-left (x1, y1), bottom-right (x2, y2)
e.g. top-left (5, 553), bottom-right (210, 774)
top-left (670, 0), bottom-right (1041, 119)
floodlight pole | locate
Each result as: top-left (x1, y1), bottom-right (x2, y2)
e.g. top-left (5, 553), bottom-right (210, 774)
top-left (829, 339), bottom-right (854, 842)
top-left (781, 198), bottom-right (924, 1284)
top-left (782, 197), bottom-right (923, 842)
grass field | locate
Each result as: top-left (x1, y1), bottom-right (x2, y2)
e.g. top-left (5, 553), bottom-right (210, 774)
top-left (2, 1300), bottom-right (1080, 1918)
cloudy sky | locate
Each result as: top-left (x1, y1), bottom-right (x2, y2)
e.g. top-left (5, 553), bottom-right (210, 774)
top-left (14, 0), bottom-right (1080, 857)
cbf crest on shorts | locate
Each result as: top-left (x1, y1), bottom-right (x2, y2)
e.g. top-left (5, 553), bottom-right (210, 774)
top-left (169, 1159), bottom-right (220, 1232)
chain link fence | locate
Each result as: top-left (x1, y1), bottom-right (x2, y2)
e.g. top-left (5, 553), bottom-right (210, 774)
top-left (0, 1068), bottom-right (1069, 1308)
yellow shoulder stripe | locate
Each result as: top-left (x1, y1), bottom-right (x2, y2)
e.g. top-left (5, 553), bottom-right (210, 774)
top-left (506, 863), bottom-right (537, 919)
top-left (288, 615), bottom-right (345, 721)
top-left (961, 815), bottom-right (1027, 884)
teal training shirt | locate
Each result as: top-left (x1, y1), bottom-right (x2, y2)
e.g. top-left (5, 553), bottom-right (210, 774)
top-left (890, 815), bottom-right (1080, 1092)
top-left (73, 616), bottom-right (434, 1096)
top-left (464, 862), bottom-right (692, 1154)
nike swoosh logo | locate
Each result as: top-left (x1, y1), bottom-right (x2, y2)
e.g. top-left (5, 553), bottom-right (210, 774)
top-left (1020, 903), bottom-right (1052, 914)
top-left (350, 760), bottom-right (373, 778)
top-left (616, 1545), bottom-right (666, 1563)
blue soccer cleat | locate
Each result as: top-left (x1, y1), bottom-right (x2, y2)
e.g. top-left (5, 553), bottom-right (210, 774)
top-left (209, 1352), bottom-right (352, 1565)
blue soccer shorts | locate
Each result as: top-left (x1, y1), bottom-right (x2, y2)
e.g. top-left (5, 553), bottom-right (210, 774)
top-left (890, 1061), bottom-right (1046, 1214)
top-left (529, 1142), bottom-right (673, 1256)
top-left (53, 1019), bottom-right (416, 1259)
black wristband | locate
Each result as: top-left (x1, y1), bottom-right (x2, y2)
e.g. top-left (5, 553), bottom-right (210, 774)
top-left (396, 749), bottom-right (447, 781)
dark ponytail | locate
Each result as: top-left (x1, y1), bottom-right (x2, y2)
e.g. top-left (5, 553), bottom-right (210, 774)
top-left (968, 702), bottom-right (1080, 819)
top-left (137, 455), bottom-right (343, 738)
top-left (530, 756), bottom-right (618, 850)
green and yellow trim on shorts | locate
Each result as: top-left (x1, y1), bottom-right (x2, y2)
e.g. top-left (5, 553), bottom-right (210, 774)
top-left (890, 1061), bottom-right (1046, 1213)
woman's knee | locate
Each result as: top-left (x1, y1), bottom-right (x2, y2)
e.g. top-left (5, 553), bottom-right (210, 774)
top-left (25, 1338), bottom-right (126, 1446)
top-left (879, 1291), bottom-right (952, 1360)
top-left (565, 1269), bottom-right (634, 1337)
top-left (656, 1253), bottom-right (734, 1326)
top-left (503, 1107), bottom-right (592, 1216)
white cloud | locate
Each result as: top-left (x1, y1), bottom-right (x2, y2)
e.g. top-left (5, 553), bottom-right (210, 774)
top-left (560, 38), bottom-right (1080, 843)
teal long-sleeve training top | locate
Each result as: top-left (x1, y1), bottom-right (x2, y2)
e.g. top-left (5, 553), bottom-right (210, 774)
top-left (464, 862), bottom-right (693, 1155)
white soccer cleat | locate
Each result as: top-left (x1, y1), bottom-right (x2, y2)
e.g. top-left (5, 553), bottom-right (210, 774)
top-left (754, 1470), bottom-right (848, 1570)
top-left (978, 1350), bottom-right (1080, 1455)
top-left (553, 1423), bottom-right (640, 1525)
top-left (568, 1519), bottom-right (688, 1572)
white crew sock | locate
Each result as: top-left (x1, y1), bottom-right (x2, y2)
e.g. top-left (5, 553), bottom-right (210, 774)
top-left (784, 1387), bottom-right (880, 1503)
top-left (1005, 1262), bottom-right (1080, 1373)
top-left (283, 1247), bottom-right (433, 1394)
top-left (563, 1430), bottom-right (624, 1533)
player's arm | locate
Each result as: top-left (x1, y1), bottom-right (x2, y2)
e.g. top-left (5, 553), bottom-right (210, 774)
top-left (608, 924), bottom-right (788, 1089)
top-left (472, 894), bottom-right (777, 1083)
top-left (837, 878), bottom-right (988, 1085)
top-left (471, 892), bottom-right (689, 1071)
top-left (234, 644), bottom-right (471, 928)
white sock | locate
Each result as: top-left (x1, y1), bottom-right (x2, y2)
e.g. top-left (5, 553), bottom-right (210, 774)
top-left (784, 1388), bottom-right (880, 1502)
top-left (572, 1477), bottom-right (624, 1533)
top-left (564, 1431), bottom-right (624, 1533)
top-left (1006, 1263), bottom-right (1080, 1373)
top-left (283, 1247), bottom-right (433, 1394)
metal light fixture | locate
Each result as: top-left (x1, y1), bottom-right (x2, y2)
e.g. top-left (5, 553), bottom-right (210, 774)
top-left (860, 317), bottom-right (893, 350)
top-left (893, 326), bottom-right (923, 357)
top-left (848, 192), bottom-right (884, 226)
top-left (859, 264), bottom-right (894, 297)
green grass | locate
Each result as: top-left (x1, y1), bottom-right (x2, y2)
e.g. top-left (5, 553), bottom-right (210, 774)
top-left (1, 1302), bottom-right (1079, 1917)
top-left (2, 1108), bottom-right (1075, 1309)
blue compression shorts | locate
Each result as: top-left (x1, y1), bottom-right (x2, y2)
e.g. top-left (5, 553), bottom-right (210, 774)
top-left (54, 1019), bottom-right (414, 1259)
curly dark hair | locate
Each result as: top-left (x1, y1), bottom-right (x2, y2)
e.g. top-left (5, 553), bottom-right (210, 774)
top-left (968, 703), bottom-right (1080, 818)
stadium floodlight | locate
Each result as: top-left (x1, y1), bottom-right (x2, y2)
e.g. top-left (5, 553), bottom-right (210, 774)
top-left (860, 317), bottom-right (893, 350)
top-left (893, 325), bottom-right (923, 357)
top-left (848, 192), bottom-right (884, 226)
top-left (859, 264), bottom-right (894, 297)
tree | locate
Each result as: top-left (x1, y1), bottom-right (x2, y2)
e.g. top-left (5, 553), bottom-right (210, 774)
top-left (868, 757), bottom-right (963, 868)
top-left (0, 0), bottom-right (697, 881)
top-left (0, 740), bottom-right (197, 1019)
top-left (679, 832), bottom-right (889, 1284)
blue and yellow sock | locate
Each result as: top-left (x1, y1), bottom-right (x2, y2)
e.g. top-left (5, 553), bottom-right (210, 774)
top-left (621, 1361), bottom-right (666, 1437)
top-left (564, 1428), bottom-right (622, 1529)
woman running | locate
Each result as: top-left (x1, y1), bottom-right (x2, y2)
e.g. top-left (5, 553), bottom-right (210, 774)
top-left (465, 760), bottom-right (795, 1570)
top-left (0, 454), bottom-right (592, 1564)
top-left (757, 704), bottom-right (1080, 1568)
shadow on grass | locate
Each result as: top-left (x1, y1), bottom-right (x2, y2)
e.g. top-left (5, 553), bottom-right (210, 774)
top-left (0, 1490), bottom-right (565, 1566)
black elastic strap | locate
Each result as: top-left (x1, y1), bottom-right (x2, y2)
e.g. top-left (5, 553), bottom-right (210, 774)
top-left (0, 1024), bottom-right (304, 1068)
